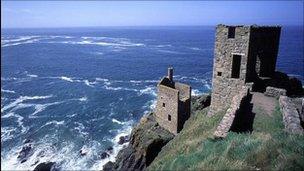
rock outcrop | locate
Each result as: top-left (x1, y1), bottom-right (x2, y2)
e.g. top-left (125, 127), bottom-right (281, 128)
top-left (103, 113), bottom-right (174, 171)
top-left (33, 162), bottom-right (56, 171)
top-left (191, 94), bottom-right (211, 111)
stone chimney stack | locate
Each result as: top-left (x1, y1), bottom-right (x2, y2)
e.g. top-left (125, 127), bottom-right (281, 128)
top-left (168, 67), bottom-right (173, 82)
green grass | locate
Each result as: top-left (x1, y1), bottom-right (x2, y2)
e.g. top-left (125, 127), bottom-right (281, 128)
top-left (148, 103), bottom-right (304, 170)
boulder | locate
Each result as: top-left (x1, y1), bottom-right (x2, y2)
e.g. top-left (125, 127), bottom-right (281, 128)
top-left (117, 136), bottom-right (129, 145)
top-left (17, 144), bottom-right (33, 163)
top-left (106, 146), bottom-right (113, 154)
top-left (100, 152), bottom-right (110, 159)
top-left (33, 162), bottom-right (56, 171)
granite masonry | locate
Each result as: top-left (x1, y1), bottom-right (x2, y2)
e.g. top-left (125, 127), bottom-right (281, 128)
top-left (264, 86), bottom-right (287, 99)
top-left (209, 24), bottom-right (281, 116)
top-left (214, 86), bottom-right (250, 138)
top-left (154, 67), bottom-right (191, 135)
top-left (279, 96), bottom-right (304, 134)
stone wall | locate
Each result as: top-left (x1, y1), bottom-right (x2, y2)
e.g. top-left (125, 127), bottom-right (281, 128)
top-left (214, 87), bottom-right (249, 138)
top-left (155, 85), bottom-right (179, 135)
top-left (264, 86), bottom-right (286, 99)
top-left (279, 96), bottom-right (303, 134)
top-left (209, 25), bottom-right (250, 115)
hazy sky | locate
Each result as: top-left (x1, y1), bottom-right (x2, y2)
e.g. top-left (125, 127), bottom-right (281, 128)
top-left (1, 1), bottom-right (303, 28)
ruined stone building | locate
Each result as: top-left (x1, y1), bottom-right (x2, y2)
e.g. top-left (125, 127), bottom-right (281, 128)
top-left (209, 24), bottom-right (281, 115)
top-left (155, 67), bottom-right (191, 135)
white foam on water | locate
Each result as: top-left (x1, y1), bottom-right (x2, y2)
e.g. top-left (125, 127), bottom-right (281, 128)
top-left (30, 101), bottom-right (62, 116)
top-left (1, 89), bottom-right (16, 93)
top-left (78, 96), bottom-right (88, 102)
top-left (155, 44), bottom-right (172, 48)
top-left (112, 118), bottom-right (124, 125)
top-left (138, 86), bottom-right (157, 97)
top-left (45, 120), bottom-right (65, 126)
top-left (103, 85), bottom-right (138, 92)
top-left (83, 80), bottom-right (95, 87)
top-left (1, 126), bottom-right (17, 142)
top-left (27, 74), bottom-right (38, 78)
top-left (74, 122), bottom-right (89, 137)
top-left (189, 47), bottom-right (201, 51)
top-left (143, 99), bottom-right (157, 114)
top-left (192, 89), bottom-right (203, 96)
top-left (157, 49), bottom-right (185, 54)
top-left (60, 76), bottom-right (74, 82)
top-left (91, 123), bottom-right (133, 170)
top-left (1, 95), bottom-right (53, 113)
top-left (1, 112), bottom-right (28, 134)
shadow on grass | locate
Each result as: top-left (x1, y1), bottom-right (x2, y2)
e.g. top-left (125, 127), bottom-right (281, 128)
top-left (230, 93), bottom-right (256, 133)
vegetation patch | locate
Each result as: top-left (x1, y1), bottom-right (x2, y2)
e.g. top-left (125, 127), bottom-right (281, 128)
top-left (148, 103), bottom-right (304, 170)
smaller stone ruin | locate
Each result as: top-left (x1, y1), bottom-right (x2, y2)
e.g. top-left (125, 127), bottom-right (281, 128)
top-left (154, 67), bottom-right (191, 135)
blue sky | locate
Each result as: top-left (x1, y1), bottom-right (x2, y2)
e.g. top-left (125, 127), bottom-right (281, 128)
top-left (1, 1), bottom-right (303, 28)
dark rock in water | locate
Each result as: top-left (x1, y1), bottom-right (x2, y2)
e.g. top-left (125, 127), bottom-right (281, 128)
top-left (100, 152), bottom-right (110, 159)
top-left (23, 139), bottom-right (31, 144)
top-left (31, 160), bottom-right (39, 166)
top-left (104, 113), bottom-right (174, 171)
top-left (118, 136), bottom-right (129, 145)
top-left (37, 150), bottom-right (45, 158)
top-left (79, 149), bottom-right (88, 156)
top-left (103, 161), bottom-right (115, 171)
top-left (20, 159), bottom-right (27, 163)
top-left (17, 144), bottom-right (33, 163)
top-left (106, 146), bottom-right (114, 154)
top-left (33, 162), bottom-right (55, 171)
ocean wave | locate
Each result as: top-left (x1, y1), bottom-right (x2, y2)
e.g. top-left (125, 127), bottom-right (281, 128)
top-left (78, 96), bottom-right (88, 102)
top-left (1, 112), bottom-right (28, 134)
top-left (1, 89), bottom-right (16, 93)
top-left (2, 38), bottom-right (41, 47)
top-left (138, 86), bottom-right (157, 97)
top-left (1, 95), bottom-right (53, 113)
top-left (91, 123), bottom-right (133, 170)
top-left (154, 44), bottom-right (172, 48)
top-left (192, 89), bottom-right (203, 96)
top-left (103, 85), bottom-right (138, 92)
top-left (30, 101), bottom-right (62, 116)
top-left (189, 47), bottom-right (201, 51)
top-left (60, 76), bottom-right (74, 82)
top-left (112, 118), bottom-right (124, 125)
top-left (74, 122), bottom-right (89, 137)
top-left (1, 127), bottom-right (17, 142)
top-left (27, 74), bottom-right (38, 78)
top-left (157, 49), bottom-right (185, 54)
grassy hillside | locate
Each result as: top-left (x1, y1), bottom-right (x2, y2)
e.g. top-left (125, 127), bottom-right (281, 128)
top-left (148, 102), bottom-right (304, 170)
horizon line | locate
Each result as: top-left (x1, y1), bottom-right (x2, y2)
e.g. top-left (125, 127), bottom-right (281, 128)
top-left (2, 24), bottom-right (304, 30)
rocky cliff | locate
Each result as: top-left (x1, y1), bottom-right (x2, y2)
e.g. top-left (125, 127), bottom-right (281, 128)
top-left (103, 94), bottom-right (211, 171)
top-left (103, 112), bottom-right (174, 171)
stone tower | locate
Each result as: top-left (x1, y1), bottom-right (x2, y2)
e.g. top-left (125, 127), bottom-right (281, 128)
top-left (155, 67), bottom-right (191, 135)
top-left (209, 24), bottom-right (281, 115)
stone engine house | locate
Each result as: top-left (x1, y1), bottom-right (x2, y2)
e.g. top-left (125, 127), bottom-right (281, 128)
top-left (209, 24), bottom-right (281, 115)
top-left (155, 67), bottom-right (191, 135)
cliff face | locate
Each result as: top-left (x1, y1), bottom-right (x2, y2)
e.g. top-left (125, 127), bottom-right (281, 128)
top-left (103, 94), bottom-right (211, 171)
top-left (103, 112), bottom-right (174, 171)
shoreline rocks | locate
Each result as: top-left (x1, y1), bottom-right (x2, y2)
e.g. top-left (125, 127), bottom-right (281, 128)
top-left (103, 112), bottom-right (174, 171)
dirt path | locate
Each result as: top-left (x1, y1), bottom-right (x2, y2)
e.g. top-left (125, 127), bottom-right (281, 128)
top-left (251, 92), bottom-right (277, 116)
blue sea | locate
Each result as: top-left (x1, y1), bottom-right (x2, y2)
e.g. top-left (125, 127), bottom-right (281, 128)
top-left (1, 26), bottom-right (303, 170)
